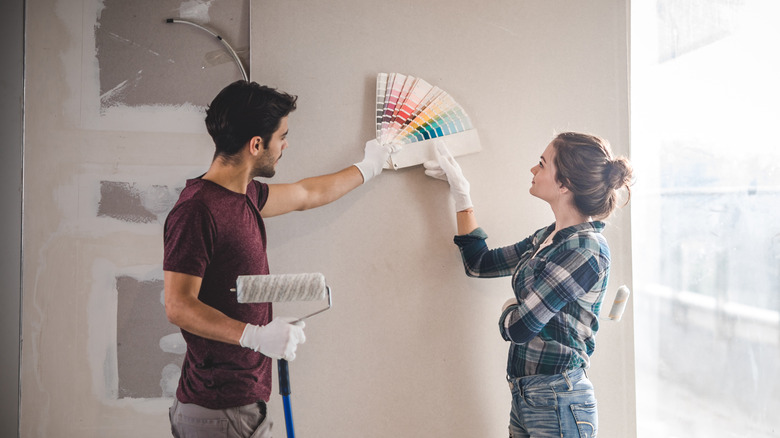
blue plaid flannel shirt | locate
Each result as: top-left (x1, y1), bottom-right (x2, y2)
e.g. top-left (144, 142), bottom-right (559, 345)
top-left (453, 221), bottom-right (610, 377)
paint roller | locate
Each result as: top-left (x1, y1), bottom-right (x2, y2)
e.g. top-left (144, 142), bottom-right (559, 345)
top-left (232, 272), bottom-right (332, 438)
top-left (604, 285), bottom-right (631, 322)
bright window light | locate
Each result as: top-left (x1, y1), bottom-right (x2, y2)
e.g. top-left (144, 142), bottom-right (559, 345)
top-left (631, 1), bottom-right (780, 437)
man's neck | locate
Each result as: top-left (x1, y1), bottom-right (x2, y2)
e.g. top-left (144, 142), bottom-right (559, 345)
top-left (202, 160), bottom-right (252, 194)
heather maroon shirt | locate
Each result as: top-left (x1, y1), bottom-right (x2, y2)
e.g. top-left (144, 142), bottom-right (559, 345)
top-left (163, 178), bottom-right (273, 408)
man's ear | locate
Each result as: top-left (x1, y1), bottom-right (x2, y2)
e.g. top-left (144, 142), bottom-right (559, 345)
top-left (248, 136), bottom-right (263, 155)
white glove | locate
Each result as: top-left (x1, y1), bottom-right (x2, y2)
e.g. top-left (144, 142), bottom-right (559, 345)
top-left (423, 140), bottom-right (473, 211)
top-left (239, 317), bottom-right (306, 361)
top-left (354, 140), bottom-right (398, 183)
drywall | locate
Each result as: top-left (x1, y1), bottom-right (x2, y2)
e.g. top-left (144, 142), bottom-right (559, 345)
top-left (96, 0), bottom-right (249, 109)
top-left (251, 1), bottom-right (635, 437)
top-left (22, 0), bottom-right (247, 436)
top-left (21, 0), bottom-right (635, 436)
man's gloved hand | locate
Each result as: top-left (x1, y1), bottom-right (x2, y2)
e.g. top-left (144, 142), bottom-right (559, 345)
top-left (239, 317), bottom-right (306, 361)
top-left (423, 140), bottom-right (473, 211)
top-left (355, 140), bottom-right (399, 183)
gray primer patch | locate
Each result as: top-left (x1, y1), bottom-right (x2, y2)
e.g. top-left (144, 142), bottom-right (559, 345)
top-left (97, 181), bottom-right (180, 224)
top-left (95, 0), bottom-right (249, 111)
top-left (116, 275), bottom-right (183, 399)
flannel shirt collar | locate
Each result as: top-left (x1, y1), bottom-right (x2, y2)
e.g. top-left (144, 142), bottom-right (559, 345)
top-left (543, 221), bottom-right (605, 244)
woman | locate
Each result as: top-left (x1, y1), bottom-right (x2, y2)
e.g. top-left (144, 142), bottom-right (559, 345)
top-left (424, 132), bottom-right (633, 438)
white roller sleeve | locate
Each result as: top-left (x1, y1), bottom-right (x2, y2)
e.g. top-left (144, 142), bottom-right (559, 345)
top-left (235, 273), bottom-right (327, 303)
top-left (607, 285), bottom-right (631, 321)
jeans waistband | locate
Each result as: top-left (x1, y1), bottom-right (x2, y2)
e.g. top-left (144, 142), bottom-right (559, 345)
top-left (507, 367), bottom-right (587, 393)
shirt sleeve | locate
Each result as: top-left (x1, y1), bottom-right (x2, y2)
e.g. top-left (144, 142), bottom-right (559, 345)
top-left (252, 180), bottom-right (270, 210)
top-left (453, 227), bottom-right (534, 278)
top-left (163, 199), bottom-right (216, 278)
top-left (499, 246), bottom-right (602, 344)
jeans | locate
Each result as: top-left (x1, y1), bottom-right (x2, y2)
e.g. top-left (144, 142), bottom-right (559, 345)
top-left (169, 399), bottom-right (273, 438)
top-left (508, 368), bottom-right (598, 438)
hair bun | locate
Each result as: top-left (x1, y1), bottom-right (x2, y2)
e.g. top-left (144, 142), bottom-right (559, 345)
top-left (606, 157), bottom-right (633, 191)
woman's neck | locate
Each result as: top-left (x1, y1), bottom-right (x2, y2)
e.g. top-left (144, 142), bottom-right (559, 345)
top-left (550, 202), bottom-right (589, 233)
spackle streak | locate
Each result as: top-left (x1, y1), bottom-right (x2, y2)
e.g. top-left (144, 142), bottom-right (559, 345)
top-left (100, 71), bottom-right (144, 109)
top-left (179, 0), bottom-right (215, 22)
top-left (29, 227), bottom-right (63, 435)
top-left (100, 79), bottom-right (129, 103)
top-left (105, 31), bottom-right (166, 59)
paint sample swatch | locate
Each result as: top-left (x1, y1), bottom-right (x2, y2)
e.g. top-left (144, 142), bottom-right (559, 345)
top-left (372, 73), bottom-right (481, 169)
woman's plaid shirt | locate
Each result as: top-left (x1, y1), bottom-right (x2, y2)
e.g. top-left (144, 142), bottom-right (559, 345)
top-left (453, 221), bottom-right (610, 377)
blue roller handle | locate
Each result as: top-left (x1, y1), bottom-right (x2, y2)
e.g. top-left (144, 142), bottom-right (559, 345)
top-left (278, 359), bottom-right (295, 438)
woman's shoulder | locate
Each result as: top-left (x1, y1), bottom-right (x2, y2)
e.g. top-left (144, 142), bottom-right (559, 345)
top-left (556, 222), bottom-right (609, 255)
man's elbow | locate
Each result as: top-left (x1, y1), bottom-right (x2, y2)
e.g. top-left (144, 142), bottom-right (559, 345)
top-left (164, 298), bottom-right (187, 328)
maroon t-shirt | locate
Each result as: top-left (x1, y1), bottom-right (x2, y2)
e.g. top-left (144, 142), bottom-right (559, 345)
top-left (163, 178), bottom-right (272, 408)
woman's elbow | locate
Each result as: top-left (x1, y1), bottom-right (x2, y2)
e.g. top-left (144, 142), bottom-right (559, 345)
top-left (463, 265), bottom-right (482, 277)
top-left (506, 326), bottom-right (537, 345)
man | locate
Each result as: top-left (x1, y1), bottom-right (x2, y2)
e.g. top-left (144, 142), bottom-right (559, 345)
top-left (163, 80), bottom-right (392, 437)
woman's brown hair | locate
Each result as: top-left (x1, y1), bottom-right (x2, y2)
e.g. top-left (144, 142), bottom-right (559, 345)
top-left (551, 132), bottom-right (633, 219)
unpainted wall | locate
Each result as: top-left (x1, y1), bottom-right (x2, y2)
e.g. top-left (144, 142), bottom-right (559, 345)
top-left (251, 1), bottom-right (635, 437)
top-left (23, 0), bottom-right (247, 436)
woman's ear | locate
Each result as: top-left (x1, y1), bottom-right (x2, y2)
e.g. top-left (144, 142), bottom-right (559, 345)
top-left (557, 178), bottom-right (570, 194)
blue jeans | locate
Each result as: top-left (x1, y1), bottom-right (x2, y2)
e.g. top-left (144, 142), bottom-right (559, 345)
top-left (508, 368), bottom-right (598, 438)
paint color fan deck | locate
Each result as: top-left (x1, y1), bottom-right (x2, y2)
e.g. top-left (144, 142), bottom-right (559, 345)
top-left (368, 72), bottom-right (482, 170)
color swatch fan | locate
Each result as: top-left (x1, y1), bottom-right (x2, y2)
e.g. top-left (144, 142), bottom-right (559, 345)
top-left (368, 73), bottom-right (481, 169)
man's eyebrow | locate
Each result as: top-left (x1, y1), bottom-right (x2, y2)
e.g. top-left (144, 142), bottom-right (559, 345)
top-left (540, 156), bottom-right (546, 163)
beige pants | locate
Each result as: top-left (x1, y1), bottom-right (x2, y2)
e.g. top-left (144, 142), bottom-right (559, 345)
top-left (169, 399), bottom-right (273, 438)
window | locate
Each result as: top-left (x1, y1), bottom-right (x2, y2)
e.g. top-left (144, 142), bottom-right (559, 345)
top-left (631, 1), bottom-right (780, 437)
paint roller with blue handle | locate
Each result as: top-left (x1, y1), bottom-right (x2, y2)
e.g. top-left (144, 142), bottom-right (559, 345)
top-left (232, 273), bottom-right (332, 438)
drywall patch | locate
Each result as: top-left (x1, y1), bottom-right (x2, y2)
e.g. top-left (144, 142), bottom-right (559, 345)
top-left (97, 181), bottom-right (180, 224)
top-left (70, 165), bottom-right (202, 237)
top-left (94, 0), bottom-right (248, 111)
top-left (116, 275), bottom-right (183, 398)
top-left (88, 260), bottom-right (184, 401)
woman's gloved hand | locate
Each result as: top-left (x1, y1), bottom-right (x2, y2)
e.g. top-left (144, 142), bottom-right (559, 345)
top-left (423, 140), bottom-right (473, 211)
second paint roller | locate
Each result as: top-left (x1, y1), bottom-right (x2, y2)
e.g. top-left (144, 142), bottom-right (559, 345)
top-left (232, 272), bottom-right (331, 438)
top-left (234, 272), bottom-right (332, 322)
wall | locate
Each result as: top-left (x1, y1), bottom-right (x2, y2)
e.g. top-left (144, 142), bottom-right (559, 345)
top-left (21, 0), bottom-right (635, 437)
top-left (252, 1), bottom-right (635, 437)
top-left (21, 0), bottom-right (247, 436)
top-left (1, 0), bottom-right (24, 436)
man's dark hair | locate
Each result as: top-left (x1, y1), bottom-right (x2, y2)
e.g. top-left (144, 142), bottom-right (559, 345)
top-left (205, 80), bottom-right (297, 160)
